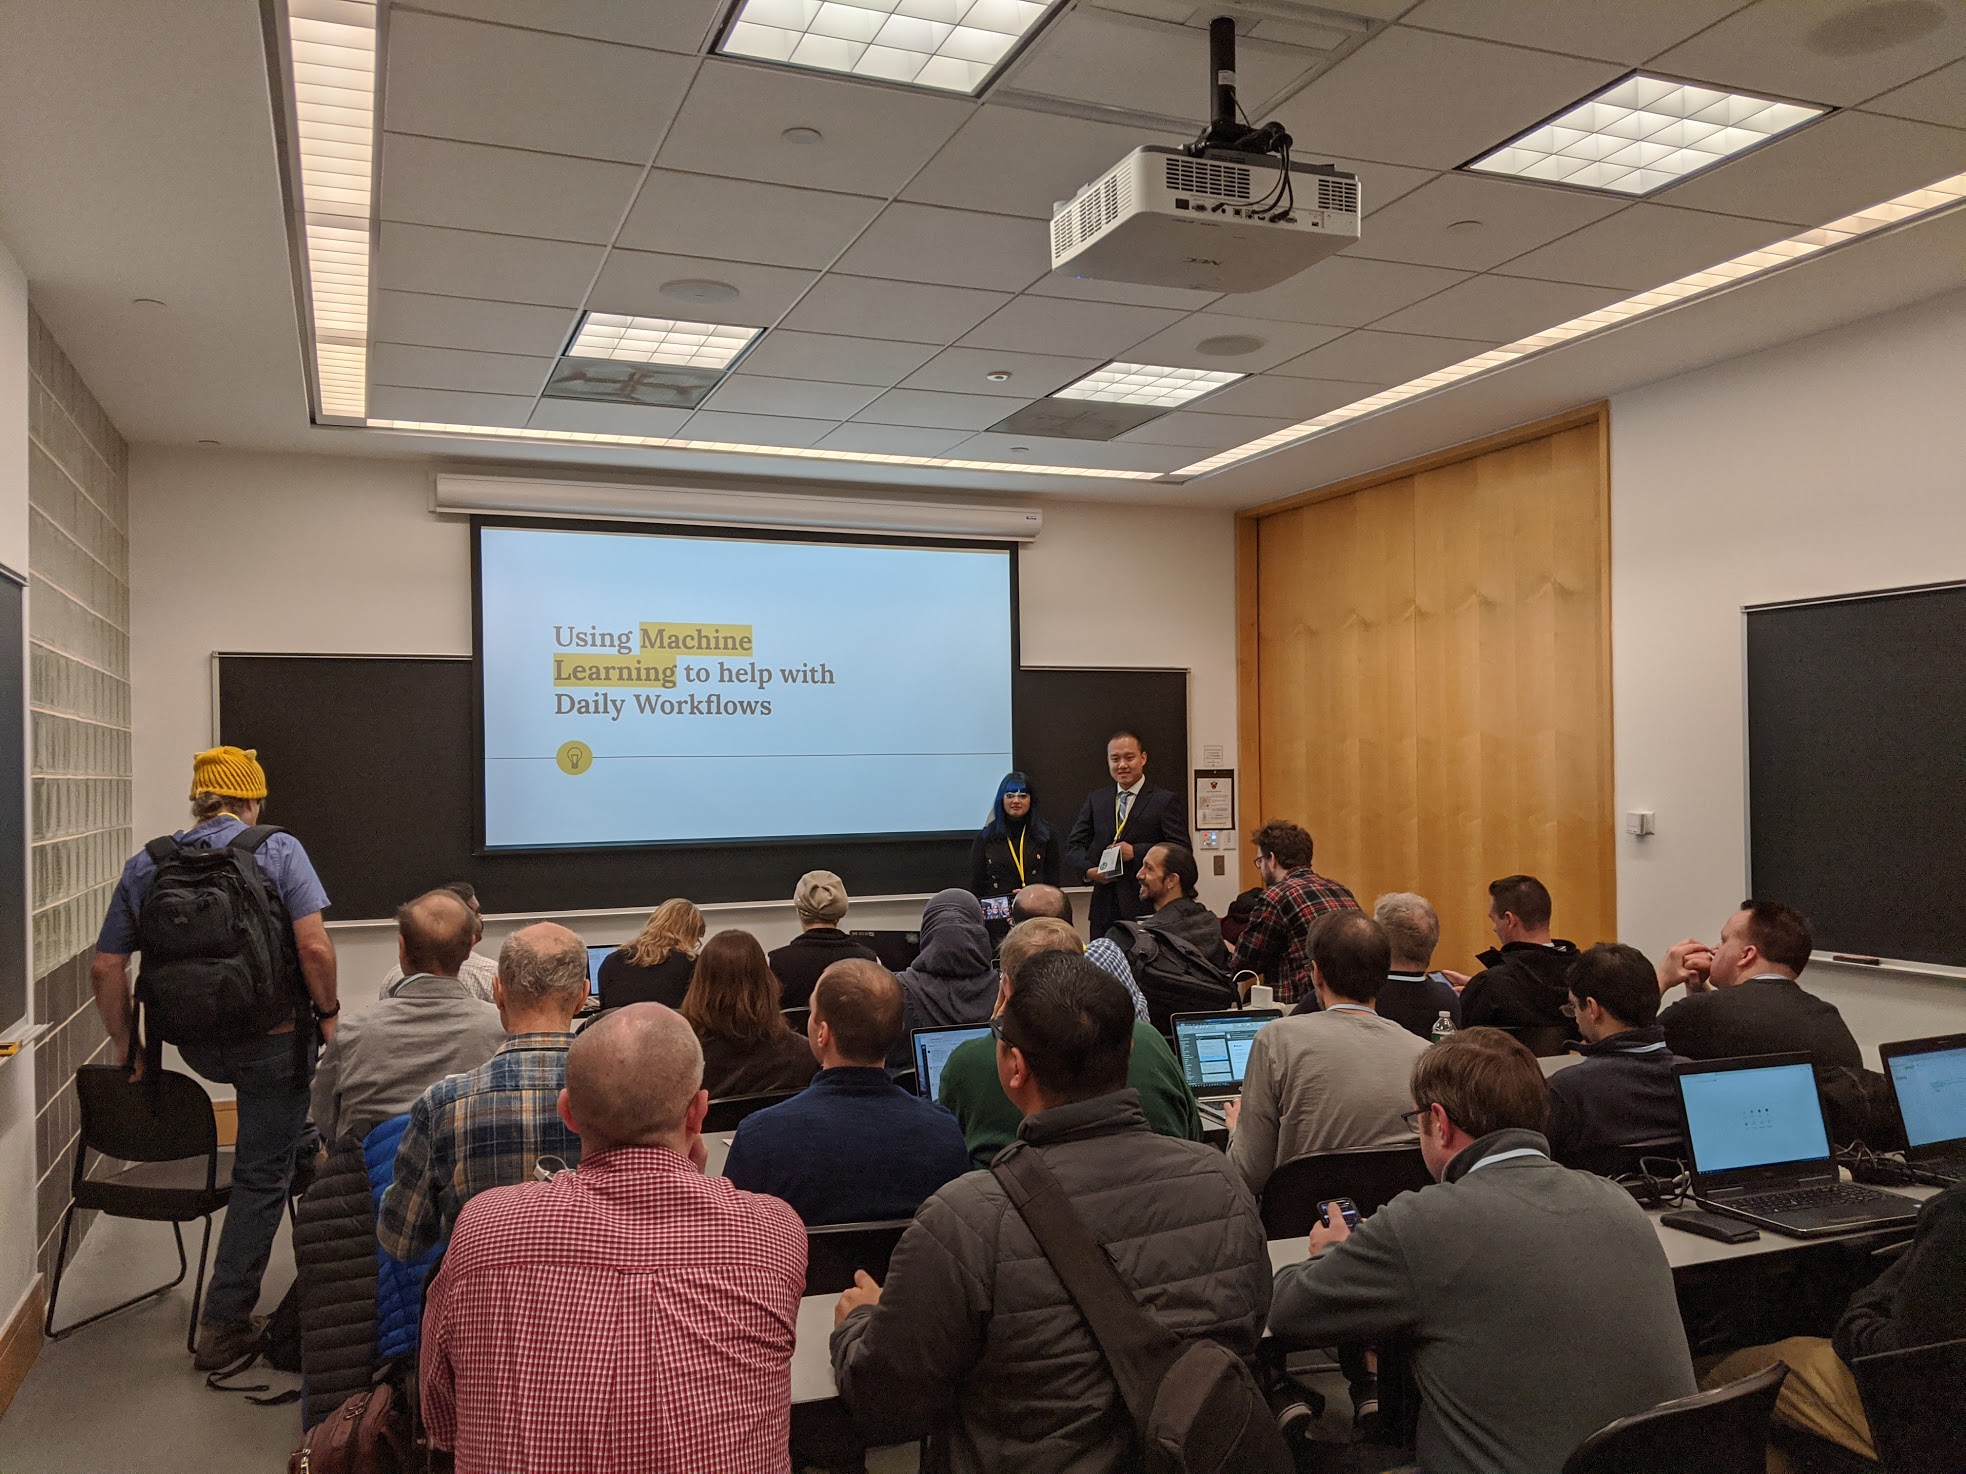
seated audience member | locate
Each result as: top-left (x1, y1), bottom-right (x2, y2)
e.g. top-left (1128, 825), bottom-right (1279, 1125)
top-left (312, 889), bottom-right (506, 1143)
top-left (1546, 943), bottom-right (1686, 1168)
top-left (724, 959), bottom-right (970, 1225)
top-left (938, 918), bottom-right (1200, 1167)
top-left (1010, 882), bottom-right (1072, 927)
top-left (1227, 912), bottom-right (1429, 1195)
top-left (1269, 1029), bottom-right (1695, 1474)
top-left (378, 923), bottom-right (588, 1262)
top-left (831, 951), bottom-right (1271, 1474)
top-left (685, 929), bottom-right (821, 1098)
top-left (769, 870), bottom-right (878, 1010)
top-left (422, 1004), bottom-right (805, 1474)
top-left (1654, 899), bottom-right (1860, 1070)
top-left (1230, 820), bottom-right (1361, 1005)
top-left (1016, 882), bottom-right (1150, 1023)
top-left (1372, 892), bottom-right (1462, 1041)
top-left (380, 879), bottom-right (496, 1002)
top-left (598, 898), bottom-right (703, 1011)
top-left (1110, 842), bottom-right (1233, 1028)
top-left (1703, 1179), bottom-right (1966, 1464)
top-left (896, 888), bottom-right (1001, 1036)
top-left (1457, 875), bottom-right (1580, 1053)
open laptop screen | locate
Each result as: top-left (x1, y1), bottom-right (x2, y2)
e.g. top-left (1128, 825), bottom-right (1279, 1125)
top-left (914, 1024), bottom-right (993, 1100)
top-left (1173, 1013), bottom-right (1270, 1094)
top-left (586, 944), bottom-right (614, 995)
top-left (1679, 1060), bottom-right (1830, 1175)
top-left (1887, 1042), bottom-right (1966, 1150)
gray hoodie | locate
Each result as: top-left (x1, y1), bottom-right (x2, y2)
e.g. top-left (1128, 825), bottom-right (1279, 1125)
top-left (897, 888), bottom-right (1000, 1033)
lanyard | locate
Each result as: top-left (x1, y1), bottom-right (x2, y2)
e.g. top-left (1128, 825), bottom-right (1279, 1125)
top-left (1009, 828), bottom-right (1028, 885)
top-left (1325, 1004), bottom-right (1377, 1018)
top-left (1464, 1147), bottom-right (1546, 1176)
top-left (1114, 788), bottom-right (1135, 841)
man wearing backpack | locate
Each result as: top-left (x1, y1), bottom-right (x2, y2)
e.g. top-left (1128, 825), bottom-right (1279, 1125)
top-left (1108, 842), bottom-right (1237, 1032)
top-left (91, 745), bottom-right (339, 1370)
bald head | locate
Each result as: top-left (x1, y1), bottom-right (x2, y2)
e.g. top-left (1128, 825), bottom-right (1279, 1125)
top-left (563, 1003), bottom-right (705, 1153)
top-left (1011, 884), bottom-right (1072, 925)
top-left (496, 922), bottom-right (588, 1017)
top-left (397, 889), bottom-right (474, 977)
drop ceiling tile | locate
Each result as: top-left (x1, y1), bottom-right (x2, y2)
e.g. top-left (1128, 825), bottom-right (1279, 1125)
top-left (701, 376), bottom-right (882, 419)
top-left (1026, 272), bottom-right (1223, 311)
top-left (528, 400), bottom-right (694, 437)
top-left (376, 224), bottom-right (605, 307)
top-left (586, 250), bottom-right (818, 327)
top-left (731, 330), bottom-right (942, 387)
top-left (408, 0), bottom-right (721, 52)
top-left (1351, 173), bottom-right (1624, 271)
top-left (370, 342), bottom-right (555, 396)
top-left (1120, 410), bottom-right (1298, 448)
top-left (814, 423), bottom-right (975, 457)
top-left (1006, 9), bottom-right (1330, 118)
top-left (657, 58), bottom-right (971, 197)
top-left (1402, 0), bottom-right (1747, 63)
top-left (1652, 0), bottom-right (1966, 109)
top-left (833, 204), bottom-right (1051, 293)
top-left (680, 410), bottom-right (836, 448)
top-left (368, 385), bottom-right (537, 427)
top-left (1321, 155), bottom-right (1443, 216)
top-left (1270, 28), bottom-right (1623, 169)
top-left (1182, 375), bottom-right (1371, 419)
top-left (1495, 204), bottom-right (1792, 290)
top-left (901, 106), bottom-right (1187, 219)
top-left (900, 347), bottom-right (1103, 398)
top-left (783, 276), bottom-right (1011, 343)
top-left (383, 12), bottom-right (694, 163)
top-left (1269, 327), bottom-right (1498, 385)
top-left (1372, 273), bottom-right (1623, 341)
top-left (372, 291), bottom-right (580, 357)
top-left (855, 389), bottom-right (1029, 431)
top-left (959, 296), bottom-right (1183, 357)
top-left (378, 134), bottom-right (642, 244)
top-left (1865, 59), bottom-right (1966, 128)
top-left (1119, 313), bottom-right (1349, 373)
top-left (1212, 255), bottom-right (1468, 328)
top-left (1657, 110), bottom-right (1966, 225)
top-left (948, 431), bottom-right (1188, 473)
top-left (617, 171), bottom-right (884, 270)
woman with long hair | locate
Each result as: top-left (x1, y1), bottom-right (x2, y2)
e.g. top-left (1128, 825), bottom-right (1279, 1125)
top-left (683, 929), bottom-right (819, 1098)
top-left (969, 771), bottom-right (1061, 907)
top-left (597, 898), bottom-right (704, 1012)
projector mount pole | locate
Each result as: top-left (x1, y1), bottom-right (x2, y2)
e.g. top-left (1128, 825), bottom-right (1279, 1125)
top-left (1187, 15), bottom-right (1292, 159)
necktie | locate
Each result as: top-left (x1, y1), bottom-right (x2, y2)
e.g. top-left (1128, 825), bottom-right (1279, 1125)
top-left (1116, 790), bottom-right (1133, 829)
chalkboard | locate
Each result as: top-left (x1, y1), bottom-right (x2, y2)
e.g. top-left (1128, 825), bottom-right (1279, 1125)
top-left (1746, 583), bottom-right (1966, 967)
top-left (216, 655), bottom-right (1188, 920)
top-left (0, 574), bottom-right (24, 1029)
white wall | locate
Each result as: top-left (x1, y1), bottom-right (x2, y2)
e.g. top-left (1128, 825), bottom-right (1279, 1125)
top-left (1610, 285), bottom-right (1966, 1063)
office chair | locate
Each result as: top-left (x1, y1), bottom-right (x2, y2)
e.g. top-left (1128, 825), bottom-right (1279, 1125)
top-left (1563, 1361), bottom-right (1788, 1474)
top-left (702, 1089), bottom-right (805, 1133)
top-left (803, 1218), bottom-right (913, 1296)
top-left (1852, 1336), bottom-right (1966, 1474)
top-left (44, 1064), bottom-right (234, 1352)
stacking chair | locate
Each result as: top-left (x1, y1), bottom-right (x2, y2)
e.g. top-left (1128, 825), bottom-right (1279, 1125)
top-left (702, 1088), bottom-right (804, 1132)
top-left (1852, 1336), bottom-right (1966, 1474)
top-left (889, 1068), bottom-right (919, 1097)
top-left (44, 1064), bottom-right (233, 1352)
top-left (781, 1006), bottom-right (811, 1034)
top-left (1562, 1361), bottom-right (1788, 1474)
top-left (804, 1219), bottom-right (912, 1296)
top-left (1259, 1147), bottom-right (1433, 1238)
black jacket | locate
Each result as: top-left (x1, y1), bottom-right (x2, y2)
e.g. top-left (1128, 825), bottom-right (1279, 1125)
top-left (1545, 1026), bottom-right (1688, 1168)
top-left (769, 927), bottom-right (879, 1010)
top-left (1065, 783), bottom-right (1188, 937)
top-left (969, 820), bottom-right (1061, 899)
top-left (293, 1136), bottom-right (380, 1428)
top-left (596, 949), bottom-right (693, 1012)
top-left (1460, 940), bottom-right (1582, 1053)
top-left (1377, 971), bottom-right (1462, 1041)
top-left (1659, 975), bottom-right (1862, 1071)
top-left (1833, 1180), bottom-right (1966, 1363)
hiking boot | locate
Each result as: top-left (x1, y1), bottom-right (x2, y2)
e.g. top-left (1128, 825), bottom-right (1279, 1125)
top-left (193, 1317), bottom-right (262, 1372)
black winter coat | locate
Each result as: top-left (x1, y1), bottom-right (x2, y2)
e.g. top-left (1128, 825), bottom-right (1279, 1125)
top-left (293, 1137), bottom-right (380, 1428)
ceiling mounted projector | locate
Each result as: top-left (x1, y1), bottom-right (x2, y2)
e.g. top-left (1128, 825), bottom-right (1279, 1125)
top-left (1048, 17), bottom-right (1360, 293)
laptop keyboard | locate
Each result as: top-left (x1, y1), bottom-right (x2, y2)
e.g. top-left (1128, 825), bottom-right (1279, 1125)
top-left (1732, 1183), bottom-right (1886, 1215)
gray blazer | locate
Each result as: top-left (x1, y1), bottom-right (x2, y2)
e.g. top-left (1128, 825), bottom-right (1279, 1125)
top-left (310, 972), bottom-right (507, 1142)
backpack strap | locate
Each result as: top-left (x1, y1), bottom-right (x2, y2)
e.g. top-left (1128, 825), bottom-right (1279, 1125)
top-left (226, 823), bottom-right (286, 854)
top-left (1137, 923), bottom-right (1236, 988)
top-left (143, 834), bottom-right (180, 865)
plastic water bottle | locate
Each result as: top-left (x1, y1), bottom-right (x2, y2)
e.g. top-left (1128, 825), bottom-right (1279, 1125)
top-left (1430, 1011), bottom-right (1456, 1045)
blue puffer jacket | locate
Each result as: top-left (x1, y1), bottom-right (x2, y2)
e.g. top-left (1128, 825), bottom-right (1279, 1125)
top-left (365, 1114), bottom-right (445, 1362)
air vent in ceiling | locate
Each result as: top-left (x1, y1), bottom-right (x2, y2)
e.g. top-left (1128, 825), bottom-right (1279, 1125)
top-left (986, 399), bottom-right (1168, 441)
top-left (543, 358), bottom-right (723, 410)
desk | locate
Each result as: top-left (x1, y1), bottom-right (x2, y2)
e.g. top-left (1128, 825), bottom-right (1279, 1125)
top-left (1538, 1054), bottom-right (1582, 1077)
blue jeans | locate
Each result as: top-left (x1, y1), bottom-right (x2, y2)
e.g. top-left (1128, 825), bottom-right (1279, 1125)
top-left (177, 1030), bottom-right (314, 1328)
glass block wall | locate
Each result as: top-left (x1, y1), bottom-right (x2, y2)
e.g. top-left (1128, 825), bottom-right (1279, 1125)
top-left (26, 308), bottom-right (131, 1279)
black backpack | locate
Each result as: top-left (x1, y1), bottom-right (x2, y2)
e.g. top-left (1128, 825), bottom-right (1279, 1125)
top-left (133, 825), bottom-right (307, 1058)
top-left (1110, 921), bottom-right (1240, 1035)
top-left (993, 1145), bottom-right (1292, 1474)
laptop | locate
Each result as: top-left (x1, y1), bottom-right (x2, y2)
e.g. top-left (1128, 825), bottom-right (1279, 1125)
top-left (911, 1023), bottom-right (993, 1101)
top-left (1881, 1034), bottom-right (1966, 1186)
top-left (1171, 1010), bottom-right (1281, 1129)
top-left (1675, 1055), bottom-right (1923, 1238)
top-left (585, 944), bottom-right (615, 996)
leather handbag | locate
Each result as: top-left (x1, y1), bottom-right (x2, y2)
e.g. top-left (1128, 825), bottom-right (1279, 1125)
top-left (289, 1376), bottom-right (413, 1474)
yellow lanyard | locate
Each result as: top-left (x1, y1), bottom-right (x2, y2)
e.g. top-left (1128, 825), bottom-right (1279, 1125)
top-left (1009, 828), bottom-right (1028, 886)
top-left (1114, 790), bottom-right (1134, 841)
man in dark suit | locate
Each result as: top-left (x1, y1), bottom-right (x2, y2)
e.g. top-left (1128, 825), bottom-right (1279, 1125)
top-left (1065, 730), bottom-right (1188, 938)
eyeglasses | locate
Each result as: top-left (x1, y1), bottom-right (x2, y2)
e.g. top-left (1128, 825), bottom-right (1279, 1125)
top-left (989, 1016), bottom-right (1018, 1050)
top-left (1400, 1107), bottom-right (1425, 1130)
top-left (1002, 788), bottom-right (1029, 798)
top-left (1560, 1000), bottom-right (1579, 1018)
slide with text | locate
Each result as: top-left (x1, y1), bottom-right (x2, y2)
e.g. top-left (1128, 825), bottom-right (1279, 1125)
top-left (478, 525), bottom-right (1015, 848)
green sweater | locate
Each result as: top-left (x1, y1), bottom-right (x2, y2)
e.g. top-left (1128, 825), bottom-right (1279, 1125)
top-left (937, 1020), bottom-right (1204, 1168)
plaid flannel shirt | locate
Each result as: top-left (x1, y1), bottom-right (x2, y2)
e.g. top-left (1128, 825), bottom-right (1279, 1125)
top-left (377, 1032), bottom-right (582, 1262)
top-left (1231, 869), bottom-right (1361, 1003)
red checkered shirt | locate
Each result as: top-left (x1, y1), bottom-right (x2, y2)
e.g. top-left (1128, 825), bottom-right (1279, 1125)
top-left (1230, 868), bottom-right (1361, 1003)
top-left (421, 1144), bottom-right (807, 1474)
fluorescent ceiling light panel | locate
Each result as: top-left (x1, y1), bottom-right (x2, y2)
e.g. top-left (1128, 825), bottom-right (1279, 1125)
top-left (568, 312), bottom-right (758, 370)
top-left (1465, 74), bottom-right (1825, 196)
top-left (718, 0), bottom-right (1060, 95)
top-left (1174, 169), bottom-right (1966, 479)
top-left (285, 0), bottom-right (376, 419)
top-left (1053, 363), bottom-right (1244, 408)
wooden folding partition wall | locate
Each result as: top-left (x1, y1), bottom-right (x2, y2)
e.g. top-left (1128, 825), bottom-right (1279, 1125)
top-left (1235, 405), bottom-right (1616, 976)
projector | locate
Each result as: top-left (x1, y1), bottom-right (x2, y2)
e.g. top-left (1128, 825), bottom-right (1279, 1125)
top-left (1049, 144), bottom-right (1361, 294)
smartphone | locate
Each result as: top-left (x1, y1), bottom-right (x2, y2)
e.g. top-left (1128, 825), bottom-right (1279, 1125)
top-left (1318, 1197), bottom-right (1360, 1231)
top-left (980, 895), bottom-right (1013, 922)
top-left (1660, 1210), bottom-right (1759, 1244)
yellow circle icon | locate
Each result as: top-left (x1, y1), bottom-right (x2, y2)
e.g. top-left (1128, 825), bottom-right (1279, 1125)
top-left (555, 741), bottom-right (594, 776)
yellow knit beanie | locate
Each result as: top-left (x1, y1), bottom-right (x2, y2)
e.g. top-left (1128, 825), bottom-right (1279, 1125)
top-left (190, 745), bottom-right (268, 800)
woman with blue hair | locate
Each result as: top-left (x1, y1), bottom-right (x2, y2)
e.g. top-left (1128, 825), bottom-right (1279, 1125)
top-left (968, 770), bottom-right (1061, 910)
